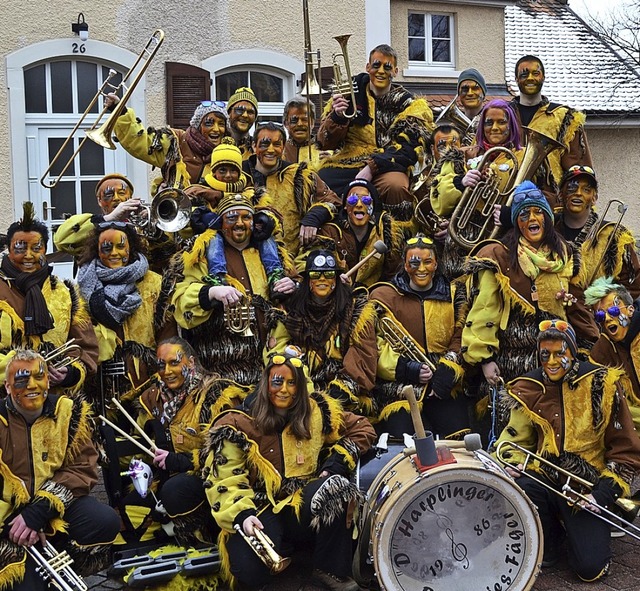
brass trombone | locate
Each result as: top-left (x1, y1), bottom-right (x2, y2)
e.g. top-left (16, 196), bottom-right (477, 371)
top-left (331, 35), bottom-right (358, 119)
top-left (233, 524), bottom-right (291, 574)
top-left (40, 29), bottom-right (165, 188)
top-left (496, 440), bottom-right (640, 540)
top-left (44, 339), bottom-right (83, 370)
top-left (27, 540), bottom-right (88, 591)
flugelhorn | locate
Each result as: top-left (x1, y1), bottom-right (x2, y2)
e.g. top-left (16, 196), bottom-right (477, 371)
top-left (379, 316), bottom-right (436, 371)
top-left (449, 126), bottom-right (565, 251)
top-left (40, 30), bottom-right (164, 188)
top-left (27, 540), bottom-right (88, 591)
top-left (331, 35), bottom-right (358, 119)
top-left (233, 524), bottom-right (291, 574)
top-left (129, 187), bottom-right (191, 236)
top-left (44, 339), bottom-right (83, 370)
top-left (495, 440), bottom-right (640, 540)
top-left (224, 296), bottom-right (255, 337)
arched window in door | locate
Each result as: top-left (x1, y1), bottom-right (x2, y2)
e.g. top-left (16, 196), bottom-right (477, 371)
top-left (215, 69), bottom-right (285, 122)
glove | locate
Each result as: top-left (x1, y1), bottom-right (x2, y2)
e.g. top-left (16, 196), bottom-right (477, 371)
top-left (253, 211), bottom-right (275, 241)
top-left (429, 363), bottom-right (456, 399)
top-left (396, 356), bottom-right (423, 385)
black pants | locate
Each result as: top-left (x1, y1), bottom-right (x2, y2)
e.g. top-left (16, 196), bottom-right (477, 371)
top-left (12, 495), bottom-right (120, 591)
top-left (226, 478), bottom-right (354, 587)
top-left (517, 473), bottom-right (611, 581)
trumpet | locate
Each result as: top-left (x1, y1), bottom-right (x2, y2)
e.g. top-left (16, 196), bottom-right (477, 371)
top-left (331, 35), bottom-right (358, 119)
top-left (40, 30), bottom-right (164, 188)
top-left (224, 296), bottom-right (255, 337)
top-left (495, 440), bottom-right (640, 540)
top-left (449, 127), bottom-right (565, 251)
top-left (27, 540), bottom-right (88, 591)
top-left (44, 339), bottom-right (83, 370)
top-left (379, 316), bottom-right (436, 371)
top-left (414, 196), bottom-right (446, 236)
top-left (233, 524), bottom-right (291, 574)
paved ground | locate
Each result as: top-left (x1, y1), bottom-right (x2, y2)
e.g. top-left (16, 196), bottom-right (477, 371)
top-left (83, 477), bottom-right (640, 591)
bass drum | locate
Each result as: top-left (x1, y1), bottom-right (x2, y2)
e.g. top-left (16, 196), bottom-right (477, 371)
top-left (361, 443), bottom-right (542, 591)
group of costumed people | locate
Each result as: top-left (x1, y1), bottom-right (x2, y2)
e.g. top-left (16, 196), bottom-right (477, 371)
top-left (3, 42), bottom-right (640, 591)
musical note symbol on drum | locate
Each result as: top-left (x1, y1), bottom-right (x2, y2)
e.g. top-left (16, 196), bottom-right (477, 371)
top-left (446, 528), bottom-right (469, 569)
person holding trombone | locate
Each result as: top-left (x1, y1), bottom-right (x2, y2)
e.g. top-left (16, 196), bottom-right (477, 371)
top-left (494, 319), bottom-right (640, 581)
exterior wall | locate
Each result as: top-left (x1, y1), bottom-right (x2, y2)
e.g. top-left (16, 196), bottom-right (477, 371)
top-left (392, 1), bottom-right (506, 85)
top-left (0, 0), bottom-right (364, 221)
top-left (587, 126), bottom-right (640, 235)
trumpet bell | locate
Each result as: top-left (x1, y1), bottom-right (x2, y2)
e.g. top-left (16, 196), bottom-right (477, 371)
top-left (151, 188), bottom-right (191, 233)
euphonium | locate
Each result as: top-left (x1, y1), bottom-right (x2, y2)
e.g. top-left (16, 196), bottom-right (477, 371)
top-left (449, 126), bottom-right (565, 251)
top-left (379, 316), bottom-right (436, 371)
top-left (27, 540), bottom-right (88, 591)
top-left (224, 296), bottom-right (255, 337)
top-left (233, 524), bottom-right (291, 574)
top-left (44, 339), bottom-right (83, 370)
top-left (331, 34), bottom-right (358, 119)
top-left (435, 97), bottom-right (473, 134)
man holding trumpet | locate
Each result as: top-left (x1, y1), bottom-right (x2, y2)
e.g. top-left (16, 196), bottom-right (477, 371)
top-left (494, 319), bottom-right (640, 581)
top-left (0, 349), bottom-right (120, 591)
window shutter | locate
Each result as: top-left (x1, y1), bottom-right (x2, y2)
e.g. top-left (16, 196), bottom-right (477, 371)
top-left (166, 62), bottom-right (212, 128)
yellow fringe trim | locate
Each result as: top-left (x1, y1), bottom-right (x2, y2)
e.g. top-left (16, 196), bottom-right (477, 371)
top-left (0, 556), bottom-right (26, 591)
top-left (66, 401), bottom-right (94, 464)
top-left (0, 449), bottom-right (29, 507)
top-left (332, 444), bottom-right (357, 472)
top-left (218, 530), bottom-right (233, 587)
top-left (441, 358), bottom-right (465, 383)
top-left (0, 301), bottom-right (24, 333)
top-left (350, 300), bottom-right (377, 346)
top-left (376, 399), bottom-right (413, 424)
top-left (184, 230), bottom-right (216, 269)
top-left (35, 489), bottom-right (66, 517)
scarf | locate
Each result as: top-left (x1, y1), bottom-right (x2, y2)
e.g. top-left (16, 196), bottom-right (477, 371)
top-left (77, 255), bottom-right (148, 329)
top-left (159, 369), bottom-right (201, 425)
top-left (517, 238), bottom-right (566, 280)
top-left (0, 256), bottom-right (54, 336)
top-left (184, 127), bottom-right (216, 159)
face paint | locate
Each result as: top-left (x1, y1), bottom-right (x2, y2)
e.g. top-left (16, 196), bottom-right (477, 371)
top-left (309, 271), bottom-right (336, 299)
top-left (199, 113), bottom-right (227, 147)
top-left (157, 344), bottom-right (193, 391)
top-left (366, 51), bottom-right (398, 92)
top-left (213, 165), bottom-right (240, 183)
top-left (516, 206), bottom-right (546, 246)
top-left (254, 129), bottom-right (285, 171)
top-left (98, 229), bottom-right (130, 268)
top-left (539, 338), bottom-right (575, 382)
top-left (516, 60), bottom-right (545, 96)
top-left (483, 107), bottom-right (510, 146)
top-left (404, 246), bottom-right (437, 290)
top-left (229, 101), bottom-right (257, 134)
top-left (561, 178), bottom-right (597, 216)
top-left (6, 359), bottom-right (49, 413)
top-left (97, 179), bottom-right (133, 214)
top-left (432, 130), bottom-right (462, 160)
top-left (345, 185), bottom-right (373, 228)
top-left (285, 105), bottom-right (314, 145)
top-left (9, 231), bottom-right (46, 274)
top-left (595, 292), bottom-right (634, 342)
top-left (220, 208), bottom-right (253, 248)
top-left (267, 364), bottom-right (297, 410)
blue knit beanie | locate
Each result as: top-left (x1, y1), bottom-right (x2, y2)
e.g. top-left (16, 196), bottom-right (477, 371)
top-left (511, 181), bottom-right (553, 226)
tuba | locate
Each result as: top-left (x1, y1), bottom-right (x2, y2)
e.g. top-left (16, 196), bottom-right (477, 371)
top-left (449, 127), bottom-right (565, 251)
top-left (224, 296), bottom-right (256, 337)
top-left (331, 35), bottom-right (358, 119)
top-left (233, 524), bottom-right (291, 574)
top-left (27, 540), bottom-right (88, 591)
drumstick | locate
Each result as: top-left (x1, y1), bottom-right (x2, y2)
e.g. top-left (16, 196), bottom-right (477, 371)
top-left (402, 385), bottom-right (426, 439)
top-left (98, 415), bottom-right (155, 459)
top-left (111, 397), bottom-right (157, 451)
top-left (344, 240), bottom-right (388, 280)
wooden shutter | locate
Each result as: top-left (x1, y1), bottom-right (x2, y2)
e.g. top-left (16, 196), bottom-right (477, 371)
top-left (166, 62), bottom-right (212, 128)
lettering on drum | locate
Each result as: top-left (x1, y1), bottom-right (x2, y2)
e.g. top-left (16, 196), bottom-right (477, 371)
top-left (377, 474), bottom-right (540, 591)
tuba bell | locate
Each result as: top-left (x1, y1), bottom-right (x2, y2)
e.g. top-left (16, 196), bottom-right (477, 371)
top-left (435, 97), bottom-right (473, 134)
top-left (150, 187), bottom-right (192, 233)
top-left (449, 126), bottom-right (565, 251)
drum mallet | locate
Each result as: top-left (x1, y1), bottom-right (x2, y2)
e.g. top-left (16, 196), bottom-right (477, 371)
top-left (343, 240), bottom-right (388, 280)
top-left (402, 385), bottom-right (438, 466)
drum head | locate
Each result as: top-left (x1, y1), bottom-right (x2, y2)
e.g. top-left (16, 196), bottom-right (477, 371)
top-left (374, 465), bottom-right (542, 591)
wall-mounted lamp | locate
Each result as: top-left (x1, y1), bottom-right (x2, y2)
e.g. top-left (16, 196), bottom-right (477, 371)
top-left (71, 13), bottom-right (89, 42)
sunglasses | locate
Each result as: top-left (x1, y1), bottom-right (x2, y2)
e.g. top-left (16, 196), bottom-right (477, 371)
top-left (201, 100), bottom-right (226, 108)
top-left (308, 271), bottom-right (336, 280)
top-left (566, 165), bottom-right (595, 175)
top-left (406, 236), bottom-right (434, 246)
top-left (594, 306), bottom-right (622, 324)
top-left (232, 106), bottom-right (257, 116)
top-left (539, 319), bottom-right (569, 332)
top-left (459, 84), bottom-right (482, 95)
top-left (271, 355), bottom-right (303, 367)
top-left (346, 194), bottom-right (373, 206)
top-left (97, 221), bottom-right (128, 230)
